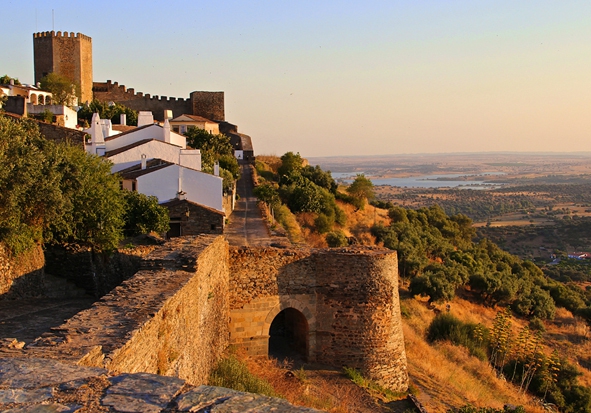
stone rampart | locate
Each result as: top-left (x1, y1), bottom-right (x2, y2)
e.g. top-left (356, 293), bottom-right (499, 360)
top-left (93, 81), bottom-right (225, 122)
top-left (0, 243), bottom-right (45, 299)
top-left (228, 246), bottom-right (409, 392)
top-left (12, 236), bottom-right (229, 385)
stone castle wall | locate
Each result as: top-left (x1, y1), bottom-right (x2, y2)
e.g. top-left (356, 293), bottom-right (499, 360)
top-left (19, 236), bottom-right (230, 385)
top-left (229, 246), bottom-right (409, 392)
top-left (93, 81), bottom-right (225, 122)
top-left (1, 237), bottom-right (407, 392)
top-left (33, 31), bottom-right (93, 103)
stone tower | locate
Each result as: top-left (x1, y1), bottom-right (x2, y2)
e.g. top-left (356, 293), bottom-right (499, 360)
top-left (33, 31), bottom-right (93, 103)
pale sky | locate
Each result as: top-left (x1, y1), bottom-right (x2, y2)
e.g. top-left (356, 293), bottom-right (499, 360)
top-left (3, 1), bottom-right (591, 157)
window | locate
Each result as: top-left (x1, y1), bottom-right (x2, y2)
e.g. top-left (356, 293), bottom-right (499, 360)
top-left (131, 182), bottom-right (136, 191)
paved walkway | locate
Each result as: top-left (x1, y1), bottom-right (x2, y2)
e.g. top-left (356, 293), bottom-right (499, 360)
top-left (225, 162), bottom-right (277, 247)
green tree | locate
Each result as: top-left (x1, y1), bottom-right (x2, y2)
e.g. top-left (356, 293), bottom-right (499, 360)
top-left (39, 73), bottom-right (80, 106)
top-left (0, 75), bottom-right (21, 85)
top-left (301, 165), bottom-right (337, 194)
top-left (253, 183), bottom-right (280, 208)
top-left (183, 127), bottom-right (234, 172)
top-left (46, 144), bottom-right (125, 250)
top-left (0, 116), bottom-right (65, 253)
top-left (122, 191), bottom-right (169, 237)
top-left (277, 152), bottom-right (304, 180)
top-left (346, 174), bottom-right (374, 210)
top-left (77, 99), bottom-right (138, 126)
top-left (0, 115), bottom-right (126, 253)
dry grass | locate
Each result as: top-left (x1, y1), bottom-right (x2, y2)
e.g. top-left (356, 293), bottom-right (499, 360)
top-left (336, 201), bottom-right (390, 245)
top-left (401, 296), bottom-right (546, 413)
top-left (240, 355), bottom-right (388, 413)
top-left (256, 155), bottom-right (282, 173)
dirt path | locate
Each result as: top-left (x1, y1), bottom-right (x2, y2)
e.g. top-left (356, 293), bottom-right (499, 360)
top-left (225, 162), bottom-right (278, 247)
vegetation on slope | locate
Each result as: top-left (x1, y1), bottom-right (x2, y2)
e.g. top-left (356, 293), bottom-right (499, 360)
top-left (183, 127), bottom-right (240, 195)
top-left (254, 153), bottom-right (381, 246)
top-left (253, 153), bottom-right (591, 411)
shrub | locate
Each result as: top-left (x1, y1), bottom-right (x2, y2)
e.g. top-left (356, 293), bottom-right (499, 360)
top-left (314, 213), bottom-right (334, 234)
top-left (528, 317), bottom-right (546, 332)
top-left (326, 230), bottom-right (348, 247)
top-left (209, 354), bottom-right (278, 397)
top-left (427, 313), bottom-right (488, 360)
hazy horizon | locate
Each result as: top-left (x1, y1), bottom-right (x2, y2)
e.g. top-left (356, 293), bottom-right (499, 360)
top-left (3, 1), bottom-right (591, 157)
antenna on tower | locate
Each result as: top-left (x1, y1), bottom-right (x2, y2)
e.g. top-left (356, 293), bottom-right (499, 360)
top-left (52, 9), bottom-right (54, 31)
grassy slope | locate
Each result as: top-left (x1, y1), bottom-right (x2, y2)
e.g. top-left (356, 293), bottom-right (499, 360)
top-left (254, 155), bottom-right (591, 412)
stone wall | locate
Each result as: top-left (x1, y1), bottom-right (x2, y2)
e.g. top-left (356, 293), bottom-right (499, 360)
top-left (19, 236), bottom-right (229, 386)
top-left (0, 243), bottom-right (45, 299)
top-left (190, 91), bottom-right (225, 122)
top-left (93, 83), bottom-right (225, 122)
top-left (228, 246), bottom-right (409, 392)
top-left (36, 121), bottom-right (86, 146)
top-left (162, 199), bottom-right (225, 236)
top-left (44, 244), bottom-right (155, 297)
top-left (93, 81), bottom-right (192, 121)
top-left (0, 357), bottom-right (321, 412)
top-left (33, 31), bottom-right (93, 103)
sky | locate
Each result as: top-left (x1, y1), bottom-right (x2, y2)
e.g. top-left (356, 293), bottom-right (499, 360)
top-left (3, 1), bottom-right (591, 157)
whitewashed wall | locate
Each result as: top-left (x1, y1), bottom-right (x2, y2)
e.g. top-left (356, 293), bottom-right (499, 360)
top-left (137, 165), bottom-right (223, 211)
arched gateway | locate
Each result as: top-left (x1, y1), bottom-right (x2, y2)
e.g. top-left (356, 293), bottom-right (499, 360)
top-left (268, 308), bottom-right (308, 361)
top-left (229, 246), bottom-right (409, 392)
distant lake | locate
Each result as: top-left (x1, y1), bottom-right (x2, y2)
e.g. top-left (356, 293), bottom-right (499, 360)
top-left (334, 172), bottom-right (506, 189)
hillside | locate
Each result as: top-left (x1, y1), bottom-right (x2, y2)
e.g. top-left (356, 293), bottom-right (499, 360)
top-left (248, 154), bottom-right (591, 412)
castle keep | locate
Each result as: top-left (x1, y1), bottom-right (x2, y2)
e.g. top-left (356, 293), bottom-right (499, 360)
top-left (32, 31), bottom-right (226, 122)
top-left (33, 31), bottom-right (93, 103)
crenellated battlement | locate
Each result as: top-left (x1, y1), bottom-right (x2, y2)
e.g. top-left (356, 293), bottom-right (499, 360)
top-left (93, 80), bottom-right (191, 103)
top-left (33, 30), bottom-right (93, 102)
top-left (33, 31), bottom-right (92, 42)
top-left (93, 80), bottom-right (224, 121)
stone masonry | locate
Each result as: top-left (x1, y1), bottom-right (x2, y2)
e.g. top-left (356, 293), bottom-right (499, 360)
top-left (0, 357), bottom-right (320, 412)
top-left (1, 236), bottom-right (230, 387)
top-left (93, 80), bottom-right (225, 122)
top-left (0, 236), bottom-right (409, 399)
top-left (33, 31), bottom-right (93, 103)
top-left (229, 246), bottom-right (409, 392)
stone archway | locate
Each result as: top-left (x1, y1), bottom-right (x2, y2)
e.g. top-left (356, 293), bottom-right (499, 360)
top-left (268, 307), bottom-right (309, 361)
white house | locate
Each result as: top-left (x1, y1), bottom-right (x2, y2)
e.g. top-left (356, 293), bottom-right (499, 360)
top-left (85, 113), bottom-right (199, 168)
top-left (118, 159), bottom-right (223, 212)
top-left (84, 112), bottom-right (222, 213)
top-left (170, 114), bottom-right (219, 135)
top-left (27, 104), bottom-right (78, 129)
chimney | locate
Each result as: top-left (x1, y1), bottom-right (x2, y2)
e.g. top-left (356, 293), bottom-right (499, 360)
top-left (163, 119), bottom-right (171, 143)
top-left (141, 154), bottom-right (147, 170)
top-left (137, 111), bottom-right (154, 127)
top-left (214, 161), bottom-right (220, 176)
top-left (36, 82), bottom-right (41, 88)
top-left (120, 113), bottom-right (127, 126)
top-left (164, 110), bottom-right (173, 120)
top-left (9, 79), bottom-right (14, 86)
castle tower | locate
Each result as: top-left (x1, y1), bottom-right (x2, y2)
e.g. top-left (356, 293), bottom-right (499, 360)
top-left (33, 31), bottom-right (93, 103)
